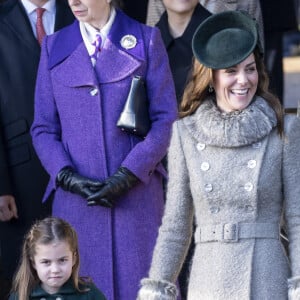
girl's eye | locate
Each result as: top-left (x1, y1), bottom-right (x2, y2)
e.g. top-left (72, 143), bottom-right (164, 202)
top-left (59, 258), bottom-right (68, 263)
top-left (41, 260), bottom-right (50, 265)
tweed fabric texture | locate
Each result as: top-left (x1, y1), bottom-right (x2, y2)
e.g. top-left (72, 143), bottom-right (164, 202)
top-left (139, 97), bottom-right (300, 299)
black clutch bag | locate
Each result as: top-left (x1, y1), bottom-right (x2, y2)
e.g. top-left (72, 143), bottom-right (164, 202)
top-left (117, 76), bottom-right (150, 138)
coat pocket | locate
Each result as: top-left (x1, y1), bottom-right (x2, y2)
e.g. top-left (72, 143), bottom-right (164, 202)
top-left (7, 143), bottom-right (31, 167)
top-left (4, 118), bottom-right (28, 141)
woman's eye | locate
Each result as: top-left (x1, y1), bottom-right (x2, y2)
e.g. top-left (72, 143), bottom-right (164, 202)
top-left (225, 69), bottom-right (236, 73)
top-left (246, 67), bottom-right (256, 72)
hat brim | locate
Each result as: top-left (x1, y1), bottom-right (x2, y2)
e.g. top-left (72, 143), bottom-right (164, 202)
top-left (192, 11), bottom-right (258, 69)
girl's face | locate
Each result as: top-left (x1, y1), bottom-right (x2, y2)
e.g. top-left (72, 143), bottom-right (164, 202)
top-left (212, 53), bottom-right (258, 113)
top-left (68, 0), bottom-right (111, 29)
top-left (33, 241), bottom-right (76, 294)
top-left (163, 0), bottom-right (198, 15)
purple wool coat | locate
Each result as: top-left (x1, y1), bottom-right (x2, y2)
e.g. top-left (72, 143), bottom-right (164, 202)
top-left (31, 10), bottom-right (177, 300)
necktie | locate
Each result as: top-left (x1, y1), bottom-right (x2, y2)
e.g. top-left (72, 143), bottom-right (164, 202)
top-left (90, 34), bottom-right (102, 62)
top-left (36, 8), bottom-right (46, 46)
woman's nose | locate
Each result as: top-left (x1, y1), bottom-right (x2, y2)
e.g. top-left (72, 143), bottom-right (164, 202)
top-left (237, 72), bottom-right (248, 84)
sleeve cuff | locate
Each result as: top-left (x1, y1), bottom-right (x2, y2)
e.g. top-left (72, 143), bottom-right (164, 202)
top-left (288, 276), bottom-right (300, 300)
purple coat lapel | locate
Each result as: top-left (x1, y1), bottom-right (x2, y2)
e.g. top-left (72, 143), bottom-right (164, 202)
top-left (49, 10), bottom-right (144, 85)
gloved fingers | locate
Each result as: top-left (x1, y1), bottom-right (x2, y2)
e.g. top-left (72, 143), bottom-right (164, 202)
top-left (86, 180), bottom-right (105, 189)
top-left (86, 186), bottom-right (109, 202)
top-left (87, 198), bottom-right (114, 208)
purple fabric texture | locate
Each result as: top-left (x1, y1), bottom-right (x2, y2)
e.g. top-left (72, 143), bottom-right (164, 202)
top-left (31, 11), bottom-right (177, 300)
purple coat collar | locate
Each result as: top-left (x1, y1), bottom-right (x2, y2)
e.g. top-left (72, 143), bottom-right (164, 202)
top-left (48, 10), bottom-right (145, 70)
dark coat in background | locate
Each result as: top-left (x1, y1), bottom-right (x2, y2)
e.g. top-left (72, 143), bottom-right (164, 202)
top-left (260, 0), bottom-right (298, 101)
top-left (122, 0), bottom-right (149, 23)
top-left (0, 0), bottom-right (74, 291)
top-left (156, 4), bottom-right (211, 103)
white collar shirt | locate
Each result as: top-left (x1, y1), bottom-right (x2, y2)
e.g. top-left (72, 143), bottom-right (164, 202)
top-left (80, 7), bottom-right (116, 66)
top-left (21, 0), bottom-right (56, 36)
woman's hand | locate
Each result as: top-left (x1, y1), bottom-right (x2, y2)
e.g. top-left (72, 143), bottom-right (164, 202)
top-left (0, 195), bottom-right (18, 222)
top-left (56, 167), bottom-right (104, 199)
top-left (87, 167), bottom-right (139, 207)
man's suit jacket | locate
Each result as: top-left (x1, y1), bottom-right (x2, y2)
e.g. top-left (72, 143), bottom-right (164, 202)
top-left (0, 0), bottom-right (74, 279)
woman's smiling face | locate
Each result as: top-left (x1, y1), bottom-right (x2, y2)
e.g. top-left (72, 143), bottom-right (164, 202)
top-left (213, 53), bottom-right (258, 113)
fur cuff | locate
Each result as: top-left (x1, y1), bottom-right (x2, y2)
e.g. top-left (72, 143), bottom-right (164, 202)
top-left (137, 278), bottom-right (178, 300)
top-left (288, 276), bottom-right (300, 300)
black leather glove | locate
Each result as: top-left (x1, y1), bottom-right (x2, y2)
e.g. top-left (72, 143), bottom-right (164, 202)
top-left (56, 167), bottom-right (103, 199)
top-left (87, 167), bottom-right (139, 207)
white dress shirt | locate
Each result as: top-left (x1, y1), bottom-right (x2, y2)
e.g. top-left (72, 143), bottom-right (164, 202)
top-left (21, 0), bottom-right (56, 36)
top-left (80, 7), bottom-right (116, 66)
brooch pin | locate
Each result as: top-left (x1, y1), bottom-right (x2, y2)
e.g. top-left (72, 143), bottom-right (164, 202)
top-left (120, 35), bottom-right (137, 50)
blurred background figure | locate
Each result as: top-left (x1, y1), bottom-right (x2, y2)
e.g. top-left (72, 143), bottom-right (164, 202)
top-left (156, 0), bottom-right (211, 103)
top-left (260, 0), bottom-right (298, 102)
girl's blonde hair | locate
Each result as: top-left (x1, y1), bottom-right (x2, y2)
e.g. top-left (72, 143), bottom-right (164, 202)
top-left (11, 217), bottom-right (86, 300)
top-left (180, 47), bottom-right (284, 136)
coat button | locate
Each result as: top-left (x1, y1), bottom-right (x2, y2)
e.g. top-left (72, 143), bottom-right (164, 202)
top-left (247, 160), bottom-right (257, 168)
top-left (89, 87), bottom-right (98, 96)
top-left (244, 182), bottom-right (253, 191)
top-left (252, 142), bottom-right (261, 149)
top-left (196, 143), bottom-right (206, 151)
top-left (201, 162), bottom-right (210, 171)
top-left (204, 183), bottom-right (213, 192)
top-left (245, 205), bottom-right (254, 212)
top-left (210, 206), bottom-right (220, 214)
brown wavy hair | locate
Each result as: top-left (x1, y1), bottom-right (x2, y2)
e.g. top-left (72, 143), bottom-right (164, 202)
top-left (180, 47), bottom-right (284, 135)
top-left (11, 217), bottom-right (88, 300)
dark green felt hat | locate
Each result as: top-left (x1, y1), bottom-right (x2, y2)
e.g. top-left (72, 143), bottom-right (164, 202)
top-left (192, 10), bottom-right (259, 69)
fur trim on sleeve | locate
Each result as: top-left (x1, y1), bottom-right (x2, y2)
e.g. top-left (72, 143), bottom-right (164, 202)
top-left (137, 278), bottom-right (178, 300)
top-left (288, 276), bottom-right (300, 300)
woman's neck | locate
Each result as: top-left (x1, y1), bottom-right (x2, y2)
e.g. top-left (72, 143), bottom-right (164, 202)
top-left (166, 9), bottom-right (194, 38)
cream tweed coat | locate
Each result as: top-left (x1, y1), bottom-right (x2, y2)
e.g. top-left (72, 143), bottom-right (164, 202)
top-left (138, 97), bottom-right (300, 300)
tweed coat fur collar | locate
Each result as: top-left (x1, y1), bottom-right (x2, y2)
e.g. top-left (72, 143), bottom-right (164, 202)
top-left (183, 96), bottom-right (277, 147)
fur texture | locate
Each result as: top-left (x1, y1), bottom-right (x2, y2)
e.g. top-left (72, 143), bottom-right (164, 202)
top-left (288, 277), bottom-right (300, 300)
top-left (137, 278), bottom-right (178, 300)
